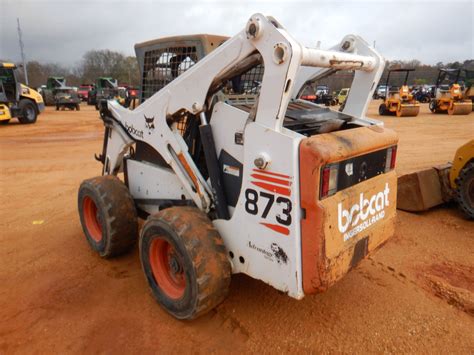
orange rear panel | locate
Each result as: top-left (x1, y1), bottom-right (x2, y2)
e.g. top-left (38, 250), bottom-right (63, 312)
top-left (299, 126), bottom-right (398, 294)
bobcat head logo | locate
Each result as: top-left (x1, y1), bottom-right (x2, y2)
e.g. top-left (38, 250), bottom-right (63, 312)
top-left (144, 115), bottom-right (155, 131)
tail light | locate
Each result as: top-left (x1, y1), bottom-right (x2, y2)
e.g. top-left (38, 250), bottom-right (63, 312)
top-left (385, 146), bottom-right (397, 173)
top-left (320, 164), bottom-right (339, 198)
top-left (130, 90), bottom-right (137, 96)
top-left (319, 145), bottom-right (397, 199)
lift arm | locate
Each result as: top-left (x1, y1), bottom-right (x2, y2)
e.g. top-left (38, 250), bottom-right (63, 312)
top-left (102, 13), bottom-right (385, 213)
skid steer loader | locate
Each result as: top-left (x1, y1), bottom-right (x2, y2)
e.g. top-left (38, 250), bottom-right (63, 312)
top-left (429, 68), bottom-right (472, 115)
top-left (77, 14), bottom-right (398, 320)
top-left (378, 68), bottom-right (420, 117)
top-left (397, 139), bottom-right (474, 219)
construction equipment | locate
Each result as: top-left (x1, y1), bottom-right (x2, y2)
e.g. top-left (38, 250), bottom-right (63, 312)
top-left (41, 76), bottom-right (66, 105)
top-left (337, 87), bottom-right (350, 105)
top-left (462, 69), bottom-right (474, 111)
top-left (77, 14), bottom-right (398, 320)
top-left (54, 87), bottom-right (81, 111)
top-left (378, 69), bottom-right (420, 117)
top-left (88, 77), bottom-right (124, 109)
top-left (429, 68), bottom-right (472, 115)
top-left (398, 139), bottom-right (474, 219)
top-left (77, 84), bottom-right (94, 102)
top-left (0, 62), bottom-right (44, 124)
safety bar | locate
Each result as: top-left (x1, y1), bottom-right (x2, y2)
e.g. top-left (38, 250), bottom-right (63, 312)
top-left (301, 47), bottom-right (376, 72)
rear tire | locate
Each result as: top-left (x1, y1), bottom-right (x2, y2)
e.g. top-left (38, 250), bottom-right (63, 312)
top-left (139, 206), bottom-right (231, 320)
top-left (76, 104), bottom-right (80, 111)
top-left (454, 162), bottom-right (474, 219)
top-left (18, 99), bottom-right (37, 124)
top-left (0, 119), bottom-right (10, 125)
top-left (379, 103), bottom-right (387, 115)
top-left (78, 175), bottom-right (138, 257)
top-left (429, 100), bottom-right (437, 113)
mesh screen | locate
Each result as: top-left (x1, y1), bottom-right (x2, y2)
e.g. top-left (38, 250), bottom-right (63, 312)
top-left (227, 64), bottom-right (264, 95)
top-left (141, 46), bottom-right (198, 101)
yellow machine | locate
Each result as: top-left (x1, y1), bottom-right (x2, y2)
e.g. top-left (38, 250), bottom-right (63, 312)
top-left (0, 63), bottom-right (44, 124)
top-left (429, 69), bottom-right (472, 115)
top-left (379, 68), bottom-right (420, 117)
top-left (337, 87), bottom-right (350, 105)
top-left (397, 139), bottom-right (474, 219)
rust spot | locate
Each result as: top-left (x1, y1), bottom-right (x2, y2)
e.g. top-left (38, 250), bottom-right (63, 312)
top-left (329, 59), bottom-right (364, 68)
top-left (177, 153), bottom-right (202, 195)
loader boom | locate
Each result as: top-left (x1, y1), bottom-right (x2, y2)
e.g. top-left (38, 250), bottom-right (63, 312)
top-left (102, 14), bottom-right (385, 213)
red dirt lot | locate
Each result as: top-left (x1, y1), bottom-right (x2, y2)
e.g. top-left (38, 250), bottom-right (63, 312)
top-left (1, 102), bottom-right (473, 353)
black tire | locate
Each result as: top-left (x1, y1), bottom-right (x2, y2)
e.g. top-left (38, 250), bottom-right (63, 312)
top-left (454, 162), bottom-right (474, 219)
top-left (78, 175), bottom-right (138, 257)
top-left (56, 105), bottom-right (59, 111)
top-left (338, 101), bottom-right (346, 112)
top-left (18, 99), bottom-right (37, 124)
top-left (429, 100), bottom-right (437, 113)
top-left (379, 103), bottom-right (387, 115)
top-left (140, 207), bottom-right (231, 320)
top-left (76, 104), bottom-right (80, 111)
top-left (95, 103), bottom-right (99, 111)
top-left (0, 119), bottom-right (10, 125)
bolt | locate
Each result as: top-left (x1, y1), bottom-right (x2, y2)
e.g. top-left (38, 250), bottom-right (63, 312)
top-left (248, 23), bottom-right (257, 36)
top-left (169, 255), bottom-right (181, 274)
top-left (342, 41), bottom-right (351, 50)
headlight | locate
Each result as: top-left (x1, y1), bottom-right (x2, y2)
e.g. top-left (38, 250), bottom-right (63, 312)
top-left (22, 87), bottom-right (30, 95)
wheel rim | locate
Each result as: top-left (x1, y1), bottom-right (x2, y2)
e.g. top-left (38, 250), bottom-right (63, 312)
top-left (149, 238), bottom-right (186, 299)
top-left (82, 196), bottom-right (102, 242)
top-left (25, 106), bottom-right (35, 120)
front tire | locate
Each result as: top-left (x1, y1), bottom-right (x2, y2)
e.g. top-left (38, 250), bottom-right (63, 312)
top-left (455, 162), bottom-right (474, 219)
top-left (140, 207), bottom-right (231, 320)
top-left (78, 175), bottom-right (138, 257)
top-left (18, 99), bottom-right (37, 124)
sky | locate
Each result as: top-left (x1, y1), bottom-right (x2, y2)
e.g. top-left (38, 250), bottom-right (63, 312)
top-left (1, 0), bottom-right (473, 67)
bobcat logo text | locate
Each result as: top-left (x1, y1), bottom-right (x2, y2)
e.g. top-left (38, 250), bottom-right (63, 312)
top-left (338, 183), bottom-right (390, 241)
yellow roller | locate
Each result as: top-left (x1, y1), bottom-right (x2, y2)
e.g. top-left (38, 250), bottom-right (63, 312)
top-left (448, 101), bottom-right (472, 115)
top-left (397, 103), bottom-right (420, 117)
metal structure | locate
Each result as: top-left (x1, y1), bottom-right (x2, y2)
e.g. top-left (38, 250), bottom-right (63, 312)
top-left (0, 62), bottom-right (44, 124)
top-left (16, 18), bottom-right (28, 86)
top-left (398, 139), bottom-right (474, 219)
top-left (378, 69), bottom-right (420, 117)
top-left (78, 14), bottom-right (398, 320)
top-left (429, 68), bottom-right (472, 115)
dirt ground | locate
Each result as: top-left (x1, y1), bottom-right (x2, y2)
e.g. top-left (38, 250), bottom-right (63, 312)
top-left (1, 102), bottom-right (473, 353)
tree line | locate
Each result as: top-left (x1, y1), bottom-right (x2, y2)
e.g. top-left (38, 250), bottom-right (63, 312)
top-left (3, 50), bottom-right (474, 92)
top-left (5, 49), bottom-right (141, 89)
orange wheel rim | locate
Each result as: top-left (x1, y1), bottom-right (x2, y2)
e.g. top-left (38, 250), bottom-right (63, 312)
top-left (83, 196), bottom-right (102, 242)
top-left (149, 238), bottom-right (186, 299)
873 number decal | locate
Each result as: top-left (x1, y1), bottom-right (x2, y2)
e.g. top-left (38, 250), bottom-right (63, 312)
top-left (244, 188), bottom-right (292, 226)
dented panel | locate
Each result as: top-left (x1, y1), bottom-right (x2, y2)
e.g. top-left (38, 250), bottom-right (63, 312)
top-left (299, 126), bottom-right (398, 294)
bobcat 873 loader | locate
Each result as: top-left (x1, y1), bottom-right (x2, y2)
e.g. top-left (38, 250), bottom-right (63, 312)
top-left (77, 13), bottom-right (398, 320)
